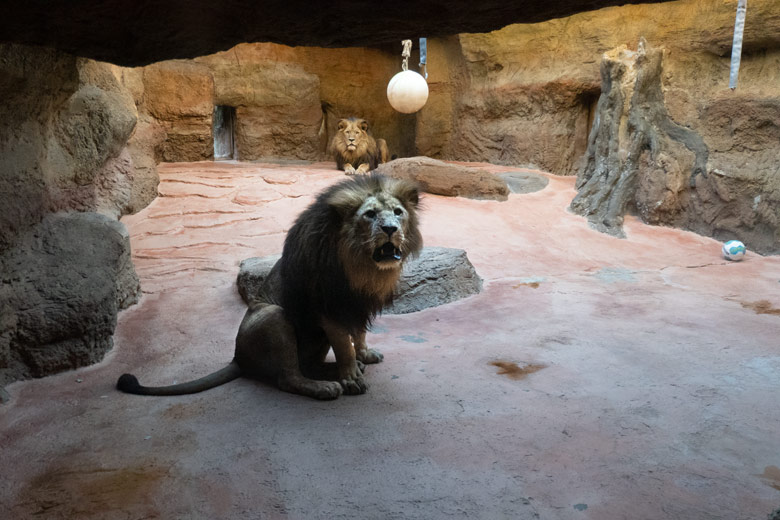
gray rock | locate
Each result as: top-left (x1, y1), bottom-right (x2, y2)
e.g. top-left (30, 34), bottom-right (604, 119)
top-left (499, 171), bottom-right (549, 194)
top-left (236, 254), bottom-right (281, 303)
top-left (236, 247), bottom-right (482, 313)
top-left (0, 212), bottom-right (140, 385)
top-left (385, 247), bottom-right (483, 314)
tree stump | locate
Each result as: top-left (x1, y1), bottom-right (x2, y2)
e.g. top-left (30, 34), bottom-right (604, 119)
top-left (570, 38), bottom-right (708, 237)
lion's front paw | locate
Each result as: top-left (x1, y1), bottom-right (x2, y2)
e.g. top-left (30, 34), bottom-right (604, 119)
top-left (314, 381), bottom-right (344, 400)
top-left (344, 164), bottom-right (357, 175)
top-left (356, 348), bottom-right (384, 364)
top-left (339, 376), bottom-right (368, 395)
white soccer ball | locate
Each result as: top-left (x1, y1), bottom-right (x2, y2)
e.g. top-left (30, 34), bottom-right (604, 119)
top-left (722, 240), bottom-right (746, 261)
top-left (387, 70), bottom-right (429, 114)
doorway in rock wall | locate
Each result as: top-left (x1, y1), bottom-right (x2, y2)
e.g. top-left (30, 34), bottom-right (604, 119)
top-left (213, 105), bottom-right (236, 160)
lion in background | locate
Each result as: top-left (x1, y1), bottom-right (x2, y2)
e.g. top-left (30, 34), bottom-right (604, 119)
top-left (329, 117), bottom-right (390, 175)
top-left (118, 174), bottom-right (422, 400)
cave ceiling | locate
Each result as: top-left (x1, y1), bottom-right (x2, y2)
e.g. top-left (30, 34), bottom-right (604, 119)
top-left (1, 0), bottom-right (673, 66)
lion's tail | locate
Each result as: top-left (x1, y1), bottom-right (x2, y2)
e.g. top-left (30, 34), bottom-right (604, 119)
top-left (117, 361), bottom-right (242, 396)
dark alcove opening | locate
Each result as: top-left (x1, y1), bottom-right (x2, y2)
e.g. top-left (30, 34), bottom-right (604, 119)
top-left (213, 105), bottom-right (237, 160)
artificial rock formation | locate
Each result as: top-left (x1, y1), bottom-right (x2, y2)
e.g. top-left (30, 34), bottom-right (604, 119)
top-left (0, 44), bottom-right (142, 386)
top-left (570, 39), bottom-right (707, 237)
top-left (0, 213), bottom-right (139, 386)
top-left (570, 39), bottom-right (780, 254)
top-left (236, 248), bottom-right (482, 314)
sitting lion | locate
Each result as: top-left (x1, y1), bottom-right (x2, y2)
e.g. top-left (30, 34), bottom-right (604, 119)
top-left (117, 174), bottom-right (422, 400)
top-left (329, 117), bottom-right (390, 175)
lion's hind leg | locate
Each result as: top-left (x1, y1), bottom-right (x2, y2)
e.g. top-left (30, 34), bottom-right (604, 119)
top-left (236, 304), bottom-right (342, 400)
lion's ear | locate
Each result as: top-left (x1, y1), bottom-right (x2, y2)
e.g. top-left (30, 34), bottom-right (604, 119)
top-left (393, 180), bottom-right (420, 209)
top-left (337, 119), bottom-right (348, 131)
top-left (359, 120), bottom-right (369, 132)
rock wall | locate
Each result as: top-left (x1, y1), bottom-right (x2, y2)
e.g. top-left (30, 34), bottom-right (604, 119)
top-left (431, 0), bottom-right (780, 174)
top-left (429, 0), bottom-right (779, 253)
top-left (0, 44), bottom-right (143, 386)
top-left (136, 43), bottom-right (417, 162)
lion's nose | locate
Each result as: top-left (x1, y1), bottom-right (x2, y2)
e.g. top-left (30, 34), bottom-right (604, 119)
top-left (381, 225), bottom-right (398, 237)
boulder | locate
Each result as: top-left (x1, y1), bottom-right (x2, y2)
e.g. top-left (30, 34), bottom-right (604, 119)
top-left (236, 247), bottom-right (482, 314)
top-left (374, 157), bottom-right (509, 201)
top-left (0, 45), bottom-right (144, 387)
top-left (385, 247), bottom-right (483, 314)
top-left (0, 213), bottom-right (140, 385)
top-left (236, 255), bottom-right (281, 303)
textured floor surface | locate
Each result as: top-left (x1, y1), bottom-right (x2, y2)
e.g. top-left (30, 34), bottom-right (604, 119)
top-left (2, 161), bottom-right (780, 519)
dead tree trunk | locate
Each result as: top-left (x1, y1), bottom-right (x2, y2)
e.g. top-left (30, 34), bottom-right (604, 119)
top-left (570, 39), bottom-right (708, 237)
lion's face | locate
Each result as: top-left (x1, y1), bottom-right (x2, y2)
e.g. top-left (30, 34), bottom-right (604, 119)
top-left (337, 118), bottom-right (370, 154)
top-left (354, 193), bottom-right (412, 270)
top-left (329, 176), bottom-right (422, 274)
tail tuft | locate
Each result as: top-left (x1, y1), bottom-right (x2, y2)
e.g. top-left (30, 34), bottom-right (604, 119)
top-left (117, 373), bottom-right (142, 393)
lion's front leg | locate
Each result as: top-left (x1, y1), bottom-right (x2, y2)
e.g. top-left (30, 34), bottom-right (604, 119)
top-left (356, 163), bottom-right (371, 174)
top-left (321, 319), bottom-right (367, 395)
top-left (354, 329), bottom-right (383, 364)
top-left (343, 164), bottom-right (357, 175)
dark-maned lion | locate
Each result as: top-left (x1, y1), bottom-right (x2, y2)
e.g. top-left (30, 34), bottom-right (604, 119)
top-left (117, 174), bottom-right (422, 400)
top-left (330, 117), bottom-right (390, 175)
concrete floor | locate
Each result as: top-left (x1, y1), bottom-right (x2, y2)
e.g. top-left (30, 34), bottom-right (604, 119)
top-left (2, 161), bottom-right (780, 519)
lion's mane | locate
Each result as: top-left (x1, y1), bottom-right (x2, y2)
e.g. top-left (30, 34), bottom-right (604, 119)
top-left (279, 174), bottom-right (421, 336)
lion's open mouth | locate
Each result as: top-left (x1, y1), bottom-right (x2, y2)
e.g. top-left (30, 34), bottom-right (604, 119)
top-left (372, 242), bottom-right (402, 263)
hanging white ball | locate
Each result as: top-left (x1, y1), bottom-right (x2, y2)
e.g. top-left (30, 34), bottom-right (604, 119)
top-left (387, 70), bottom-right (429, 114)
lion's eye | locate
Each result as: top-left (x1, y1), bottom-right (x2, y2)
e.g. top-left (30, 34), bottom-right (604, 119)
top-left (394, 207), bottom-right (403, 216)
top-left (364, 210), bottom-right (377, 219)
